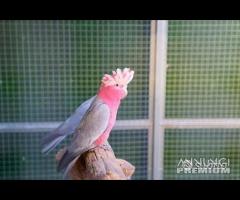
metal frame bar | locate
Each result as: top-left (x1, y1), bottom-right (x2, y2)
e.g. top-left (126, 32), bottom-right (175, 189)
top-left (0, 120), bottom-right (151, 133)
top-left (3, 118), bottom-right (240, 133)
top-left (153, 20), bottom-right (168, 180)
top-left (161, 119), bottom-right (240, 129)
top-left (147, 20), bottom-right (157, 179)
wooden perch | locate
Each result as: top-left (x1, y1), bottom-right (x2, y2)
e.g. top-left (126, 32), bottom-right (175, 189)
top-left (56, 144), bottom-right (135, 180)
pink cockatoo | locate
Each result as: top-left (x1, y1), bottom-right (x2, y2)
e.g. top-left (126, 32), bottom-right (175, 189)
top-left (41, 68), bottom-right (134, 176)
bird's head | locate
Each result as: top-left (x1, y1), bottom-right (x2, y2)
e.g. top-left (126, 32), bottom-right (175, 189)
top-left (98, 68), bottom-right (134, 101)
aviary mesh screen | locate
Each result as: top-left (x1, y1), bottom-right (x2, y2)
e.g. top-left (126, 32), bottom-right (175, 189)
top-left (0, 20), bottom-right (151, 179)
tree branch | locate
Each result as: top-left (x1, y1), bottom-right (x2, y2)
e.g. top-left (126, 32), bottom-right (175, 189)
top-left (56, 143), bottom-right (135, 180)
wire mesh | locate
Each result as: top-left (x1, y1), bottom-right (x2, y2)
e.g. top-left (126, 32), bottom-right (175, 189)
top-left (164, 129), bottom-right (240, 180)
top-left (0, 20), bottom-right (151, 122)
top-left (0, 129), bottom-right (148, 180)
top-left (109, 129), bottom-right (148, 180)
top-left (166, 20), bottom-right (240, 118)
top-left (0, 20), bottom-right (150, 180)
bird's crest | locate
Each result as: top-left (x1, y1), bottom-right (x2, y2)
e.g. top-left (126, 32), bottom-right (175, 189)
top-left (101, 68), bottom-right (134, 87)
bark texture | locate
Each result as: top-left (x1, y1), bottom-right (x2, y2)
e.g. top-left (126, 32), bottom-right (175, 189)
top-left (56, 144), bottom-right (135, 180)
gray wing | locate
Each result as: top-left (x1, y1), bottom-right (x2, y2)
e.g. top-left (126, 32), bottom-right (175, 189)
top-left (41, 95), bottom-right (96, 154)
top-left (57, 99), bottom-right (110, 173)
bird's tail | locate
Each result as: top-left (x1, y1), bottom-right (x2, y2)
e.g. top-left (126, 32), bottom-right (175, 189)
top-left (61, 153), bottom-right (82, 179)
top-left (41, 126), bottom-right (67, 154)
top-left (57, 147), bottom-right (91, 178)
top-left (57, 144), bottom-right (97, 179)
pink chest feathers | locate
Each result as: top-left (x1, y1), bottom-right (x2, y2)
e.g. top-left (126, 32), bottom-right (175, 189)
top-left (94, 109), bottom-right (117, 146)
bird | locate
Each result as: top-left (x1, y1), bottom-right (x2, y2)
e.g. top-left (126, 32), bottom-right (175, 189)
top-left (41, 68), bottom-right (134, 177)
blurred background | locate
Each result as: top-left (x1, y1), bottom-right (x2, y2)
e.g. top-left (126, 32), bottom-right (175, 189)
top-left (0, 20), bottom-right (240, 180)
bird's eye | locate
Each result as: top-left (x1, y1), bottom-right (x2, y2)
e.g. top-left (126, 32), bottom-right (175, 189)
top-left (116, 84), bottom-right (119, 87)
